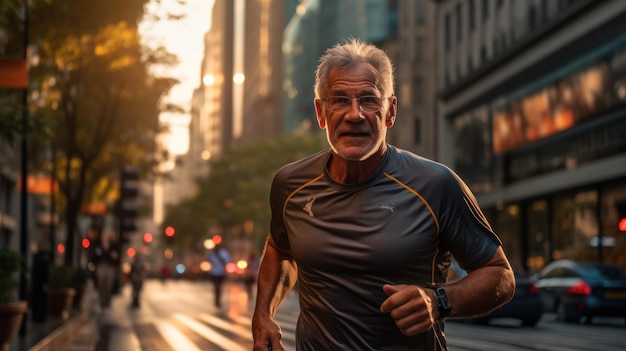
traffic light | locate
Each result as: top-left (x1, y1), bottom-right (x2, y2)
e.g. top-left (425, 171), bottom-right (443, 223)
top-left (143, 232), bottom-right (153, 244)
top-left (118, 167), bottom-right (140, 242)
top-left (164, 226), bottom-right (175, 245)
top-left (81, 238), bottom-right (91, 249)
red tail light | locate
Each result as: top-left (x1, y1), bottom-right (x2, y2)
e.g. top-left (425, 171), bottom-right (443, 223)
top-left (567, 281), bottom-right (591, 295)
top-left (529, 282), bottom-right (540, 294)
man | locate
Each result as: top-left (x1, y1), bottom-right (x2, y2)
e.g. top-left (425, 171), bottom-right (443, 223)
top-left (208, 243), bottom-right (231, 307)
top-left (92, 230), bottom-right (120, 309)
top-left (129, 255), bottom-right (145, 308)
top-left (252, 39), bottom-right (515, 350)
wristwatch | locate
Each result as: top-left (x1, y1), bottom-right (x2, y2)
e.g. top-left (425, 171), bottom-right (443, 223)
top-left (424, 285), bottom-right (452, 320)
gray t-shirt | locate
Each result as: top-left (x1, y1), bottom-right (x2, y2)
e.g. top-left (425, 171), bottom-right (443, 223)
top-left (270, 145), bottom-right (501, 350)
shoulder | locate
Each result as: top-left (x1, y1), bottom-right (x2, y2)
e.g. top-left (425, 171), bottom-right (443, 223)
top-left (274, 148), bottom-right (330, 180)
top-left (271, 148), bottom-right (330, 195)
top-left (386, 146), bottom-right (457, 187)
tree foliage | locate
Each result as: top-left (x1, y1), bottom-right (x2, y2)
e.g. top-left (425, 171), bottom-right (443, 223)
top-left (1, 0), bottom-right (179, 265)
top-left (161, 132), bottom-right (328, 251)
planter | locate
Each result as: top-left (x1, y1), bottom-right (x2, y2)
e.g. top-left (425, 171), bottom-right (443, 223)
top-left (47, 288), bottom-right (76, 320)
top-left (0, 300), bottom-right (28, 351)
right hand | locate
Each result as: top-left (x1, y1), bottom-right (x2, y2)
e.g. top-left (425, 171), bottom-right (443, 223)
top-left (252, 316), bottom-right (285, 351)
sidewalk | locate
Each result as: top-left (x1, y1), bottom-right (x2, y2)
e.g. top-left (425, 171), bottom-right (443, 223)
top-left (8, 280), bottom-right (100, 351)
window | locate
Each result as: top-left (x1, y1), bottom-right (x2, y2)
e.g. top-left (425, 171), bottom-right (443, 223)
top-left (413, 77), bottom-right (423, 103)
top-left (445, 14), bottom-right (451, 52)
top-left (528, 4), bottom-right (537, 31)
top-left (540, 0), bottom-right (548, 23)
top-left (482, 0), bottom-right (490, 20)
top-left (413, 116), bottom-right (422, 145)
top-left (414, 37), bottom-right (424, 61)
top-left (401, 0), bottom-right (410, 26)
top-left (415, 0), bottom-right (426, 24)
top-left (526, 200), bottom-right (550, 272)
top-left (456, 3), bottom-right (463, 43)
top-left (553, 190), bottom-right (599, 263)
top-left (481, 45), bottom-right (487, 63)
top-left (469, 0), bottom-right (476, 31)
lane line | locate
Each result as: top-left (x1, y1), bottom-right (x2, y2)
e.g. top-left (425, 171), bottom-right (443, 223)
top-left (174, 314), bottom-right (249, 351)
top-left (154, 319), bottom-right (202, 351)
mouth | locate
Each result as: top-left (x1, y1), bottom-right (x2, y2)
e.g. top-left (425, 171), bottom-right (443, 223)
top-left (339, 131), bottom-right (369, 138)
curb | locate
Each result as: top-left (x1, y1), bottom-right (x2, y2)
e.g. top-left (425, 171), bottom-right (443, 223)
top-left (27, 284), bottom-right (100, 351)
top-left (27, 313), bottom-right (88, 351)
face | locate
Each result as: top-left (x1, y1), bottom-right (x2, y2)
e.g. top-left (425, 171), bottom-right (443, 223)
top-left (315, 63), bottom-right (396, 162)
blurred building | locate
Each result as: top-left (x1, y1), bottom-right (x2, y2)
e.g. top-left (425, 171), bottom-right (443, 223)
top-left (186, 0), bottom-right (287, 179)
top-left (389, 0), bottom-right (438, 160)
top-left (435, 0), bottom-right (626, 272)
top-left (282, 0), bottom-right (398, 133)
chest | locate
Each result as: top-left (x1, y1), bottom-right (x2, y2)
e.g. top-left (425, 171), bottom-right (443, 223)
top-left (284, 181), bottom-right (440, 274)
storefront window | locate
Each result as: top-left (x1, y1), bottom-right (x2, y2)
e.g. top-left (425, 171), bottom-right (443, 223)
top-left (552, 190), bottom-right (599, 263)
top-left (490, 204), bottom-right (523, 272)
top-left (601, 181), bottom-right (626, 269)
top-left (453, 106), bottom-right (494, 193)
top-left (526, 200), bottom-right (549, 273)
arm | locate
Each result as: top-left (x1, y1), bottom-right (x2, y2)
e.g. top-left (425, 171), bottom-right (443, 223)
top-left (381, 247), bottom-right (515, 336)
top-left (252, 236), bottom-right (298, 351)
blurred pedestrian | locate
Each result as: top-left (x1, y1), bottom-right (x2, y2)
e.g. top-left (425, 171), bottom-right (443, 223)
top-left (252, 39), bottom-right (515, 351)
top-left (130, 255), bottom-right (145, 308)
top-left (92, 231), bottom-right (120, 309)
top-left (244, 250), bottom-right (260, 299)
top-left (160, 264), bottom-right (170, 284)
top-left (207, 243), bottom-right (231, 307)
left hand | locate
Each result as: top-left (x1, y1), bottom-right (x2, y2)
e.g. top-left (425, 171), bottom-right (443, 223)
top-left (380, 284), bottom-right (437, 336)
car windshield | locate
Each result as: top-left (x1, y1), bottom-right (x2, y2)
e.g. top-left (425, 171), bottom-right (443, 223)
top-left (581, 264), bottom-right (626, 280)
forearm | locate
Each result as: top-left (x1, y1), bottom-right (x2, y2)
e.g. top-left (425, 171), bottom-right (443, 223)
top-left (445, 248), bottom-right (516, 318)
top-left (254, 236), bottom-right (298, 319)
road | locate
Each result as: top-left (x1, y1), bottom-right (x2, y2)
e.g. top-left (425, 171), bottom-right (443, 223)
top-left (89, 279), bottom-right (624, 351)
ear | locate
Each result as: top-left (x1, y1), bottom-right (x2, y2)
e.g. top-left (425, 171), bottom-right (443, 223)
top-left (385, 96), bottom-right (397, 128)
top-left (315, 99), bottom-right (326, 128)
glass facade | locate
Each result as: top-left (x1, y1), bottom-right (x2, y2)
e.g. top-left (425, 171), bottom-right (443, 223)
top-left (485, 183), bottom-right (626, 275)
top-left (453, 35), bottom-right (626, 273)
top-left (454, 36), bottom-right (626, 189)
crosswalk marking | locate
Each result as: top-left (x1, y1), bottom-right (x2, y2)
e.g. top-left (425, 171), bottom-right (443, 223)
top-left (197, 313), bottom-right (252, 340)
top-left (154, 319), bottom-right (202, 351)
top-left (174, 314), bottom-right (250, 351)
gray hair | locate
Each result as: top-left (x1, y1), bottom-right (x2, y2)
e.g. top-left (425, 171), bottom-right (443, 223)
top-left (314, 38), bottom-right (395, 100)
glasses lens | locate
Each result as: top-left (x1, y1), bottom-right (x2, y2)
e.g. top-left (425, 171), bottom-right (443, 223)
top-left (329, 96), bottom-right (351, 112)
top-left (358, 96), bottom-right (381, 112)
top-left (327, 96), bottom-right (381, 113)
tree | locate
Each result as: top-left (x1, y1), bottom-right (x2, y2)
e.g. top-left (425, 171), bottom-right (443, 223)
top-left (1, 0), bottom-right (179, 265)
top-left (162, 132), bottom-right (328, 252)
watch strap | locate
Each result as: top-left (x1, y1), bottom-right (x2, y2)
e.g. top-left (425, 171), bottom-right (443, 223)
top-left (424, 284), bottom-right (451, 320)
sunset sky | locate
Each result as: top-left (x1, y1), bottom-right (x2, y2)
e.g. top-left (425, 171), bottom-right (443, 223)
top-left (139, 0), bottom-right (215, 155)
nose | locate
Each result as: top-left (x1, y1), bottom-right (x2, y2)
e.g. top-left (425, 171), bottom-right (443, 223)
top-left (345, 99), bottom-right (365, 121)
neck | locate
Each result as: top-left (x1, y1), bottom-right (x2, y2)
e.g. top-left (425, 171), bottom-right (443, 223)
top-left (328, 146), bottom-right (387, 184)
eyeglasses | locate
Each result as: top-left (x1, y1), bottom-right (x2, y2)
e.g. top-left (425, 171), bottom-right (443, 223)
top-left (323, 95), bottom-right (383, 113)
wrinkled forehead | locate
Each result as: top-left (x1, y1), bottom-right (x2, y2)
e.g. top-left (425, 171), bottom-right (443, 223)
top-left (326, 62), bottom-right (381, 95)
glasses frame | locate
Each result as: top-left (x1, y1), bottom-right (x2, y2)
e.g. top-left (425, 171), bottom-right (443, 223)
top-left (322, 95), bottom-right (384, 114)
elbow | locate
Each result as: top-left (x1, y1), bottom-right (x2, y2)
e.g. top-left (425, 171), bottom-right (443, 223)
top-left (500, 268), bottom-right (516, 305)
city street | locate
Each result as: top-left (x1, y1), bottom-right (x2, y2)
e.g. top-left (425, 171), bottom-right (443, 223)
top-left (82, 279), bottom-right (625, 351)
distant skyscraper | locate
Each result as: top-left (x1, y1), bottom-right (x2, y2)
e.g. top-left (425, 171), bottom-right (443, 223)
top-left (282, 0), bottom-right (398, 133)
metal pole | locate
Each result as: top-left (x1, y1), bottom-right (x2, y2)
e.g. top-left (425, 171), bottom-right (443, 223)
top-left (19, 0), bottom-right (30, 336)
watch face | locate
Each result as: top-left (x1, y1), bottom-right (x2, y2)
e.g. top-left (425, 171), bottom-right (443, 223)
top-left (437, 288), bottom-right (452, 310)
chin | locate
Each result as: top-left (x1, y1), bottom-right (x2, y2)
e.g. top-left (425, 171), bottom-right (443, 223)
top-left (333, 145), bottom-right (376, 161)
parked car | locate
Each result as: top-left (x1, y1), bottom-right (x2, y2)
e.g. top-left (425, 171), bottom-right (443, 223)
top-left (532, 259), bottom-right (626, 324)
top-left (447, 259), bottom-right (544, 327)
